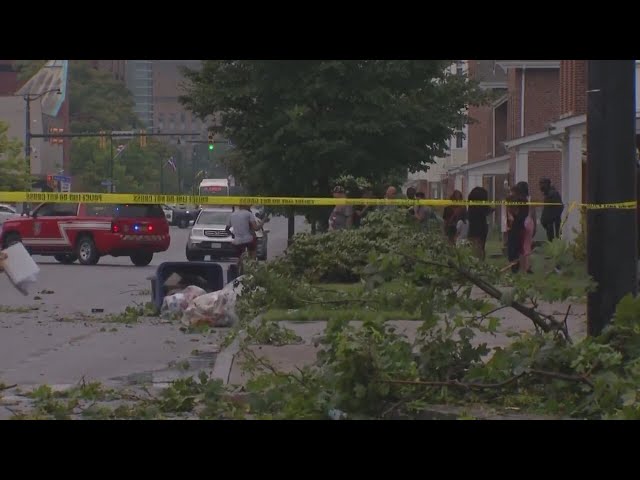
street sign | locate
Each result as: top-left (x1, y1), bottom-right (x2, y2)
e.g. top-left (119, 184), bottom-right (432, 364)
top-left (111, 130), bottom-right (134, 139)
top-left (101, 180), bottom-right (112, 186)
top-left (53, 175), bottom-right (71, 183)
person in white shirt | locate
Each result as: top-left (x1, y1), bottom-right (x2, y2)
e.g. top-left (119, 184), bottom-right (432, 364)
top-left (225, 206), bottom-right (261, 260)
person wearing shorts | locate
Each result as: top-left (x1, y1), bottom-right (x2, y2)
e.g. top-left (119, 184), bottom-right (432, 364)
top-left (226, 206), bottom-right (260, 260)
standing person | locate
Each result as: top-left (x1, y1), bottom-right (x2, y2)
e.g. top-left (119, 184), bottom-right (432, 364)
top-left (0, 251), bottom-right (6, 272)
top-left (382, 186), bottom-right (398, 211)
top-left (515, 181), bottom-right (535, 273)
top-left (467, 186), bottom-right (492, 260)
top-left (406, 186), bottom-right (417, 216)
top-left (506, 188), bottom-right (527, 273)
top-left (353, 188), bottom-right (374, 228)
top-left (413, 191), bottom-right (433, 227)
top-left (328, 186), bottom-right (353, 231)
top-left (443, 190), bottom-right (465, 244)
top-left (225, 205), bottom-right (261, 268)
top-left (539, 178), bottom-right (563, 241)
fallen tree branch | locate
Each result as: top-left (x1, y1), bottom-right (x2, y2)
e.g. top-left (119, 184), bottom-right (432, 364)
top-left (383, 374), bottom-right (525, 390)
top-left (406, 254), bottom-right (571, 342)
top-left (528, 368), bottom-right (593, 389)
top-left (0, 383), bottom-right (18, 392)
top-left (383, 367), bottom-right (593, 391)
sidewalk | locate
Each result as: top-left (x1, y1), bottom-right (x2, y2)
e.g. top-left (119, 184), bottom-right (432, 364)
top-left (216, 301), bottom-right (587, 387)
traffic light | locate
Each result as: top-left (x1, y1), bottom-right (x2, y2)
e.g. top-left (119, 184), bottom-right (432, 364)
top-left (208, 132), bottom-right (214, 151)
top-left (49, 127), bottom-right (64, 145)
top-left (99, 131), bottom-right (107, 149)
top-left (139, 130), bottom-right (147, 147)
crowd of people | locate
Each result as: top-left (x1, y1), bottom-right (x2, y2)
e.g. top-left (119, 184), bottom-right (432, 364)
top-left (328, 177), bottom-right (565, 271)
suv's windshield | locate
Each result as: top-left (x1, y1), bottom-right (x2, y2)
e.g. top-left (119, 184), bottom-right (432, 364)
top-left (197, 211), bottom-right (231, 225)
top-left (85, 204), bottom-right (165, 218)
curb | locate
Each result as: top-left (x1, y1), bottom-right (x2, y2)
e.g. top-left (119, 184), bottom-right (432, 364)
top-left (210, 338), bottom-right (239, 385)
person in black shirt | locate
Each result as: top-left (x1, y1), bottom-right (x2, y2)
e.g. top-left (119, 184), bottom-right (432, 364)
top-left (467, 186), bottom-right (492, 260)
top-left (539, 178), bottom-right (563, 241)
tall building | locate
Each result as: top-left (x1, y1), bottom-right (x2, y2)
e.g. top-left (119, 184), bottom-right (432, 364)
top-left (406, 61), bottom-right (469, 199)
top-left (152, 60), bottom-right (203, 135)
top-left (125, 60), bottom-right (154, 129)
top-left (88, 60), bottom-right (126, 82)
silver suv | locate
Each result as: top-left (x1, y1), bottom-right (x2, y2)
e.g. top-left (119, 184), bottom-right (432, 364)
top-left (186, 208), bottom-right (268, 261)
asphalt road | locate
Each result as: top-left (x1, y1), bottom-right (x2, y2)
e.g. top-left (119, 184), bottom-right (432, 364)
top-left (0, 215), bottom-right (308, 395)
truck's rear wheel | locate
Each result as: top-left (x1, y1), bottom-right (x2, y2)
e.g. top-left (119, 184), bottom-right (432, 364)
top-left (178, 217), bottom-right (189, 229)
top-left (76, 236), bottom-right (99, 265)
top-left (131, 251), bottom-right (153, 266)
top-left (54, 254), bottom-right (77, 264)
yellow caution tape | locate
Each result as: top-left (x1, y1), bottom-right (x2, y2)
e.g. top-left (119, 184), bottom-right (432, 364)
top-left (0, 191), bottom-right (636, 209)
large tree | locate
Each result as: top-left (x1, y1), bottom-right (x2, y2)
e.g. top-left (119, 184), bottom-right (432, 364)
top-left (179, 60), bottom-right (486, 231)
top-left (71, 137), bottom-right (182, 194)
top-left (0, 121), bottom-right (32, 191)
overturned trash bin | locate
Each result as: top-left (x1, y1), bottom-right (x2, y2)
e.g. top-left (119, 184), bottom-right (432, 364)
top-left (149, 261), bottom-right (224, 313)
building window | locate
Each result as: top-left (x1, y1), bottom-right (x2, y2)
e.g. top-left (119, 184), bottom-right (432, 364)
top-left (455, 131), bottom-right (464, 149)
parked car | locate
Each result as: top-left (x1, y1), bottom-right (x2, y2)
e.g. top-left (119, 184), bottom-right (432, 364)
top-left (170, 204), bottom-right (200, 229)
top-left (0, 204), bottom-right (19, 225)
top-left (186, 208), bottom-right (268, 262)
top-left (0, 203), bottom-right (170, 266)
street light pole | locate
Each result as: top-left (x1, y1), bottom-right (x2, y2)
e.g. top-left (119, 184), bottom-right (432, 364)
top-left (18, 88), bottom-right (62, 185)
top-left (110, 137), bottom-right (114, 193)
top-left (24, 96), bottom-right (31, 162)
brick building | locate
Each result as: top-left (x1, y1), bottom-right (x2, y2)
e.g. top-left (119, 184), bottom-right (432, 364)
top-left (0, 60), bottom-right (19, 95)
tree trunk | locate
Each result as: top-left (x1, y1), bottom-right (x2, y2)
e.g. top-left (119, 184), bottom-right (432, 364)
top-left (287, 207), bottom-right (295, 246)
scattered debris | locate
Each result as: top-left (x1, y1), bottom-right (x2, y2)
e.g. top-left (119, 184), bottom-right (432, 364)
top-left (91, 308), bottom-right (105, 314)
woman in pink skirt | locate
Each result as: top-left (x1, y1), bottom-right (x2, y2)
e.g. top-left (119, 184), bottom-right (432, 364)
top-left (516, 182), bottom-right (536, 274)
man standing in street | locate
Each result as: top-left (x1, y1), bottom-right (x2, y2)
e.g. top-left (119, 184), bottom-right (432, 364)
top-left (539, 178), bottom-right (564, 241)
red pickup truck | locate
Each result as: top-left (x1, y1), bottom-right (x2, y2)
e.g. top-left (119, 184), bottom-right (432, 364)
top-left (0, 202), bottom-right (170, 266)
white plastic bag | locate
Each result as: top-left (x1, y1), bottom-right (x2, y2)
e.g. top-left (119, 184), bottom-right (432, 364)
top-left (161, 293), bottom-right (188, 317)
top-left (181, 285), bottom-right (207, 303)
top-left (181, 279), bottom-right (243, 327)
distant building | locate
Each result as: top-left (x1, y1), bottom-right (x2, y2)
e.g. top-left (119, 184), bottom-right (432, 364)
top-left (0, 60), bottom-right (19, 95)
top-left (406, 61), bottom-right (469, 199)
top-left (88, 60), bottom-right (126, 82)
top-left (125, 60), bottom-right (154, 129)
top-left (152, 60), bottom-right (204, 136)
top-left (0, 61), bottom-right (70, 189)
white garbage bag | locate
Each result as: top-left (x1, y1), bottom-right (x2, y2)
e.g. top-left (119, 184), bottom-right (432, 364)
top-left (161, 285), bottom-right (207, 319)
top-left (181, 278), bottom-right (244, 327)
top-left (181, 285), bottom-right (207, 303)
top-left (161, 293), bottom-right (188, 318)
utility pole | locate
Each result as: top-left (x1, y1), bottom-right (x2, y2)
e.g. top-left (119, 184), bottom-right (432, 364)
top-left (586, 60), bottom-right (638, 336)
top-left (109, 137), bottom-right (114, 193)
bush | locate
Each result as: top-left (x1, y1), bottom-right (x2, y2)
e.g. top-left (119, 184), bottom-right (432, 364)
top-left (283, 208), bottom-right (426, 283)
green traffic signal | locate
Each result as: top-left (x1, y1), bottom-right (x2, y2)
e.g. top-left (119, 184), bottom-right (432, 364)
top-left (208, 144), bottom-right (214, 151)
